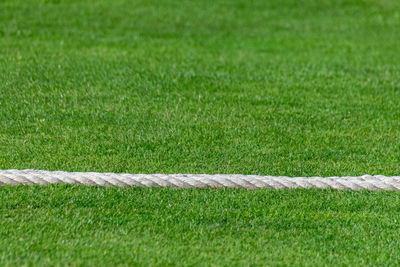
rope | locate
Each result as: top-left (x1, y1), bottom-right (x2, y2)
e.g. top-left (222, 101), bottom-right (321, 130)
top-left (1, 169), bottom-right (400, 190)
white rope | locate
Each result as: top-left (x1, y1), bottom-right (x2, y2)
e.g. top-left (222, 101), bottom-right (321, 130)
top-left (1, 169), bottom-right (400, 190)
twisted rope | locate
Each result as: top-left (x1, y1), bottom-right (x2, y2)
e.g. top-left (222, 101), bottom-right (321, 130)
top-left (1, 169), bottom-right (400, 190)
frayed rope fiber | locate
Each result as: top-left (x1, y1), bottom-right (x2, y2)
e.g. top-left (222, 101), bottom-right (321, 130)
top-left (1, 169), bottom-right (400, 190)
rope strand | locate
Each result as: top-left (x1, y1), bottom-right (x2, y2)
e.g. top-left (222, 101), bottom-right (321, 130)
top-left (1, 169), bottom-right (400, 190)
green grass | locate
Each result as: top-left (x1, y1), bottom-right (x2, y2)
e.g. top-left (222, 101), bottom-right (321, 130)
top-left (1, 0), bottom-right (400, 176)
top-left (1, 0), bottom-right (400, 265)
top-left (1, 186), bottom-right (400, 266)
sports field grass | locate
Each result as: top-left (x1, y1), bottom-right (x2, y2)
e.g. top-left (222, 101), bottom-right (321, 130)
top-left (1, 0), bottom-right (400, 175)
top-left (1, 0), bottom-right (400, 265)
top-left (2, 186), bottom-right (400, 265)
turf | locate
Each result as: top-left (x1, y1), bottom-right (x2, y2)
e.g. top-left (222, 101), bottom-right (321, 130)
top-left (1, 0), bottom-right (400, 176)
top-left (1, 0), bottom-right (400, 265)
top-left (1, 186), bottom-right (400, 266)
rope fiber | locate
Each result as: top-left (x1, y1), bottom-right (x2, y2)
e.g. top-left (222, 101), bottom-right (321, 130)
top-left (1, 169), bottom-right (400, 190)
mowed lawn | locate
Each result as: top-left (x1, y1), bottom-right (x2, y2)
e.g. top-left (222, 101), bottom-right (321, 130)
top-left (1, 0), bottom-right (400, 265)
top-left (2, 186), bottom-right (400, 266)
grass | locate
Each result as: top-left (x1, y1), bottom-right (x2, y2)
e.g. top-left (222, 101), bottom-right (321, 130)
top-left (2, 186), bottom-right (400, 266)
top-left (1, 0), bottom-right (400, 176)
top-left (1, 0), bottom-right (400, 265)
